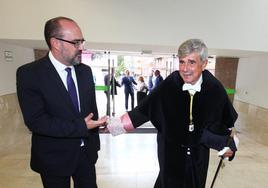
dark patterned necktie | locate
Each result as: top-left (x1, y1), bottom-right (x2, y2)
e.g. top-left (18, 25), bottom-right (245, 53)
top-left (65, 67), bottom-right (79, 112)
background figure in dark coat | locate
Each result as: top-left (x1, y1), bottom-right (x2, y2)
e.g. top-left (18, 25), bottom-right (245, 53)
top-left (16, 17), bottom-right (107, 188)
top-left (108, 39), bottom-right (239, 188)
top-left (104, 68), bottom-right (121, 115)
top-left (152, 69), bottom-right (163, 90)
top-left (121, 70), bottom-right (137, 111)
top-left (148, 69), bottom-right (154, 94)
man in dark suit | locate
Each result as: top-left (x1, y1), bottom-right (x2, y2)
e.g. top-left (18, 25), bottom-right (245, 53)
top-left (153, 69), bottom-right (163, 90)
top-left (121, 69), bottom-right (137, 111)
top-left (16, 17), bottom-right (107, 188)
top-left (148, 69), bottom-right (154, 94)
top-left (104, 68), bottom-right (121, 115)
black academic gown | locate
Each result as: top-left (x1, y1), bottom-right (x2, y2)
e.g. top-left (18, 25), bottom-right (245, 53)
top-left (128, 70), bottom-right (238, 188)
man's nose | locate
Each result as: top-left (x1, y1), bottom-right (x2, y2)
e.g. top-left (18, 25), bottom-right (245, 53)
top-left (78, 43), bottom-right (85, 51)
top-left (181, 62), bottom-right (189, 71)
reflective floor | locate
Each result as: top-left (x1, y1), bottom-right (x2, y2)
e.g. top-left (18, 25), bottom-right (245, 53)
top-left (1, 92), bottom-right (268, 188)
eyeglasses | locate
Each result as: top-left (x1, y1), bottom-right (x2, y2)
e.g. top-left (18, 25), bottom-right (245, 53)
top-left (55, 37), bottom-right (85, 48)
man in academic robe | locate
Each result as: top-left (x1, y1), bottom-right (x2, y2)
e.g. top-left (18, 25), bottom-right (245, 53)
top-left (107, 39), bottom-right (239, 188)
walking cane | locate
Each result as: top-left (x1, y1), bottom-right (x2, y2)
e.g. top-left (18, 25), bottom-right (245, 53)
top-left (210, 130), bottom-right (235, 188)
top-left (210, 156), bottom-right (224, 188)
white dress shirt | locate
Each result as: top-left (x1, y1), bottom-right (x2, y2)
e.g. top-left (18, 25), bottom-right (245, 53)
top-left (49, 52), bottom-right (81, 111)
top-left (182, 75), bottom-right (203, 95)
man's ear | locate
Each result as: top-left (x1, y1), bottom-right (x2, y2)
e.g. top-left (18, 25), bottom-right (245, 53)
top-left (50, 38), bottom-right (61, 51)
top-left (202, 59), bottom-right (208, 71)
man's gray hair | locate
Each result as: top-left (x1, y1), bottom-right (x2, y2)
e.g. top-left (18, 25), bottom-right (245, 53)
top-left (177, 39), bottom-right (208, 62)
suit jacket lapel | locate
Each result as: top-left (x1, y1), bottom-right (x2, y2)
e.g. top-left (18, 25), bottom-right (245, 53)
top-left (43, 56), bottom-right (78, 115)
top-left (75, 65), bottom-right (87, 114)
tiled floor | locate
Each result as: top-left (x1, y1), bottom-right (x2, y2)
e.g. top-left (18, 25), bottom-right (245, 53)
top-left (1, 91), bottom-right (268, 188)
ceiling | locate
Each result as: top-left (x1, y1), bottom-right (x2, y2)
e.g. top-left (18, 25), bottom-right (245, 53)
top-left (1, 38), bottom-right (267, 59)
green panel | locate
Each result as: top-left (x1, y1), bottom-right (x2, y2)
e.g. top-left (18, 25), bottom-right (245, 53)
top-left (96, 85), bottom-right (235, 94)
top-left (95, 85), bottom-right (108, 91)
top-left (225, 88), bottom-right (236, 95)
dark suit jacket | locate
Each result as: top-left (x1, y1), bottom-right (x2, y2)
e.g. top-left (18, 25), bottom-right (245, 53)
top-left (16, 55), bottom-right (100, 176)
top-left (121, 76), bottom-right (137, 94)
top-left (104, 75), bottom-right (120, 95)
top-left (153, 75), bottom-right (163, 89)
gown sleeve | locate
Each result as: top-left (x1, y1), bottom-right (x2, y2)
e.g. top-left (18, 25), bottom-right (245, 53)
top-left (128, 82), bottom-right (167, 132)
top-left (200, 79), bottom-right (238, 160)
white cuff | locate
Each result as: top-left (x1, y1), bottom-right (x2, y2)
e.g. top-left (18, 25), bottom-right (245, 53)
top-left (107, 117), bottom-right (126, 136)
top-left (218, 147), bottom-right (230, 157)
top-left (233, 134), bottom-right (239, 148)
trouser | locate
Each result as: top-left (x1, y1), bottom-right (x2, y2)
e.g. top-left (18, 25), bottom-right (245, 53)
top-left (137, 91), bottom-right (147, 105)
top-left (124, 91), bottom-right (134, 110)
top-left (40, 147), bottom-right (97, 188)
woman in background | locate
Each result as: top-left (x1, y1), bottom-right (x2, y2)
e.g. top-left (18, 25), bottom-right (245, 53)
top-left (136, 76), bottom-right (148, 105)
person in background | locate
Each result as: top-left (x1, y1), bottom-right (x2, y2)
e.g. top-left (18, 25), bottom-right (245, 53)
top-left (148, 69), bottom-right (154, 94)
top-left (104, 68), bottom-right (121, 115)
top-left (152, 69), bottom-right (163, 90)
top-left (121, 69), bottom-right (137, 111)
top-left (108, 39), bottom-right (239, 188)
top-left (136, 76), bottom-right (148, 105)
top-left (16, 16), bottom-right (107, 188)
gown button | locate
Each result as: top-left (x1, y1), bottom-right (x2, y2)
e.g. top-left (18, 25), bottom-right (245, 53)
top-left (187, 148), bottom-right (191, 155)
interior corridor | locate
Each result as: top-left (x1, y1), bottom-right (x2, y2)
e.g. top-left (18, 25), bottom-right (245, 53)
top-left (0, 91), bottom-right (268, 188)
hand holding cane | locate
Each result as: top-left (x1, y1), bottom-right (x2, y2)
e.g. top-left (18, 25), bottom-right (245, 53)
top-left (210, 129), bottom-right (236, 188)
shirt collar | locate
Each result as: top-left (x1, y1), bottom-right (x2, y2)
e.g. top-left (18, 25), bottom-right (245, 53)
top-left (49, 51), bottom-right (74, 72)
top-left (182, 74), bottom-right (203, 93)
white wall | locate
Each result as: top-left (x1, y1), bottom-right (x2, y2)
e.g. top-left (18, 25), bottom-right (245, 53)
top-left (1, 0), bottom-right (268, 52)
top-left (1, 0), bottom-right (268, 109)
top-left (0, 43), bottom-right (34, 95)
top-left (235, 55), bottom-right (268, 109)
